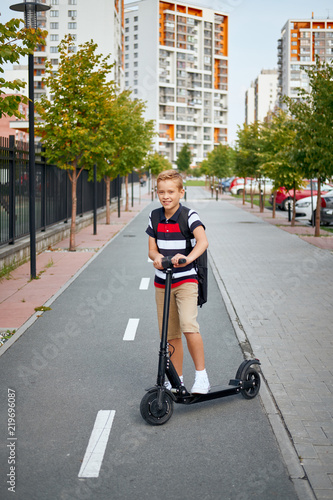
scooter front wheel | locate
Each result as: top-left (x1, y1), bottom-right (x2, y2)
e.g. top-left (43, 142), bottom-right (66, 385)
top-left (140, 388), bottom-right (174, 425)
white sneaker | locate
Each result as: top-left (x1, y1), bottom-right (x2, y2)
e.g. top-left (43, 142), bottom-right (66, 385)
top-left (191, 371), bottom-right (210, 394)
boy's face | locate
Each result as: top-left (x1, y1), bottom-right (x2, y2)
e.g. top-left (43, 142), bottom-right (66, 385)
top-left (157, 179), bottom-right (184, 215)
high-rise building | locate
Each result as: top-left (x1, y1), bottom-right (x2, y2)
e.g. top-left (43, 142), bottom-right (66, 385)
top-left (245, 83), bottom-right (255, 125)
top-left (124, 0), bottom-right (229, 165)
top-left (278, 17), bottom-right (333, 105)
top-left (34, 0), bottom-right (125, 101)
top-left (245, 69), bottom-right (278, 124)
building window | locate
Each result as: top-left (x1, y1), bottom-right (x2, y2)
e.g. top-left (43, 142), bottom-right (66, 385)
top-left (134, 61), bottom-right (138, 67)
top-left (125, 62), bottom-right (129, 68)
top-left (125, 27), bottom-right (129, 33)
top-left (125, 36), bottom-right (129, 41)
top-left (125, 45), bottom-right (129, 50)
top-left (68, 0), bottom-right (77, 3)
top-left (50, 34), bottom-right (59, 41)
top-left (134, 52), bottom-right (138, 58)
top-left (125, 54), bottom-right (129, 59)
top-left (134, 25), bottom-right (138, 31)
top-left (51, 0), bottom-right (59, 4)
top-left (50, 46), bottom-right (58, 53)
top-left (68, 10), bottom-right (77, 17)
top-left (134, 43), bottom-right (138, 49)
top-left (50, 22), bottom-right (59, 29)
top-left (50, 10), bottom-right (59, 16)
top-left (134, 79), bottom-right (138, 85)
top-left (68, 22), bottom-right (77, 29)
top-left (134, 34), bottom-right (138, 40)
top-left (125, 18), bottom-right (129, 23)
top-left (134, 16), bottom-right (138, 21)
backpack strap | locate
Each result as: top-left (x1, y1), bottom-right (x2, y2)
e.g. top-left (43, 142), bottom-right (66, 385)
top-left (150, 207), bottom-right (163, 239)
top-left (177, 206), bottom-right (193, 251)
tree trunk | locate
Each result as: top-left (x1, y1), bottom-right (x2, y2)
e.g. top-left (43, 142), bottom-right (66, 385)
top-left (250, 179), bottom-right (254, 208)
top-left (272, 191), bottom-right (276, 218)
top-left (105, 176), bottom-right (111, 225)
top-left (315, 178), bottom-right (321, 237)
top-left (125, 174), bottom-right (129, 211)
top-left (69, 168), bottom-right (77, 251)
top-left (242, 177), bottom-right (246, 205)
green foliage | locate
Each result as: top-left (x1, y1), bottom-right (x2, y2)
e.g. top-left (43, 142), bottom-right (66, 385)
top-left (176, 143), bottom-right (191, 175)
top-left (258, 110), bottom-right (304, 191)
top-left (283, 57), bottom-right (333, 182)
top-left (36, 35), bottom-right (116, 173)
top-left (201, 143), bottom-right (235, 179)
top-left (235, 121), bottom-right (260, 179)
top-left (0, 19), bottom-right (47, 118)
top-left (145, 152), bottom-right (172, 176)
top-left (99, 90), bottom-right (155, 181)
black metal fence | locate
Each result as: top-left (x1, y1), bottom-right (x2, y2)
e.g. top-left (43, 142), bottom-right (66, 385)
top-left (0, 136), bottom-right (121, 247)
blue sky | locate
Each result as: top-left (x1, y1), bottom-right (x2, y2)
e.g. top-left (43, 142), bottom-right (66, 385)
top-left (1, 0), bottom-right (331, 143)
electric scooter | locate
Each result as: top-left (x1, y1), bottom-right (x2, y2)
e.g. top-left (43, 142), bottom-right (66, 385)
top-left (140, 256), bottom-right (261, 425)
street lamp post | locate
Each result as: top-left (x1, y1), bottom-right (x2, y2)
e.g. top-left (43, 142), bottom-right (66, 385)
top-left (10, 0), bottom-right (50, 279)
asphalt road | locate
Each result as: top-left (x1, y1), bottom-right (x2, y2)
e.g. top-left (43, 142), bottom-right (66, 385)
top-left (0, 195), bottom-right (298, 500)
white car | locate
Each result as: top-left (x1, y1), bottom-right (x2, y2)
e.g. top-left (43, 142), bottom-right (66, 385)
top-left (295, 189), bottom-right (333, 223)
top-left (230, 180), bottom-right (273, 196)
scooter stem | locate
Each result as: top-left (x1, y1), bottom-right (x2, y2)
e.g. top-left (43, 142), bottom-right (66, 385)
top-left (156, 266), bottom-right (172, 387)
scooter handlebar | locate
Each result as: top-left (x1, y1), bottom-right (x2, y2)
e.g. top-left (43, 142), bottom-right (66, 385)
top-left (161, 256), bottom-right (186, 269)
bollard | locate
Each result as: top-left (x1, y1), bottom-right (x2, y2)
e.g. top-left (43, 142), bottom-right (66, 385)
top-left (216, 187), bottom-right (219, 201)
top-left (184, 186), bottom-right (187, 201)
top-left (151, 189), bottom-right (154, 202)
top-left (288, 200), bottom-right (291, 222)
top-left (211, 185), bottom-right (213, 198)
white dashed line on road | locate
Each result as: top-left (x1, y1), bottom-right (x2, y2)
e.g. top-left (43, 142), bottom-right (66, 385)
top-left (78, 410), bottom-right (115, 478)
top-left (139, 278), bottom-right (150, 290)
top-left (123, 318), bottom-right (139, 341)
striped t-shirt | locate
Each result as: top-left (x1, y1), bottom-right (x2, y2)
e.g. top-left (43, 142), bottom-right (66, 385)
top-left (146, 204), bottom-right (204, 288)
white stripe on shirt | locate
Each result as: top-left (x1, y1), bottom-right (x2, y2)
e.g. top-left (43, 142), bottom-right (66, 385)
top-left (157, 239), bottom-right (187, 250)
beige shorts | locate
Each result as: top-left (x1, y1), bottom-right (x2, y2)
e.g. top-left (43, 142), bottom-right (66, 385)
top-left (155, 282), bottom-right (199, 340)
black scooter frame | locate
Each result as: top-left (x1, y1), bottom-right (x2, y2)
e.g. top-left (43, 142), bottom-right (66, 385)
top-left (140, 256), bottom-right (261, 425)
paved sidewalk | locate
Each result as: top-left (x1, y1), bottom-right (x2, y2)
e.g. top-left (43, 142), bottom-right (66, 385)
top-left (205, 198), bottom-right (333, 500)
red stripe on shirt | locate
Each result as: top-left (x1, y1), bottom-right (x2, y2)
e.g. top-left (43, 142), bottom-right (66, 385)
top-left (157, 222), bottom-right (181, 233)
top-left (154, 278), bottom-right (198, 289)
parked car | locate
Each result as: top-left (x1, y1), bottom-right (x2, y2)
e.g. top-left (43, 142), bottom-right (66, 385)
top-left (230, 179), bottom-right (274, 196)
top-left (220, 176), bottom-right (234, 192)
top-left (229, 177), bottom-right (253, 193)
top-left (320, 193), bottom-right (333, 225)
top-left (270, 181), bottom-right (333, 211)
top-left (295, 189), bottom-right (333, 223)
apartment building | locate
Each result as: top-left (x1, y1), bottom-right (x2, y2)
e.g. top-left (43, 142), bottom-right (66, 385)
top-left (124, 0), bottom-right (229, 165)
top-left (278, 16), bottom-right (333, 105)
top-left (245, 69), bottom-right (278, 124)
top-left (34, 0), bottom-right (125, 100)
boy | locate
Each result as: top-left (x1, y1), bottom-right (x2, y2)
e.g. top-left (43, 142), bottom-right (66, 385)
top-left (146, 170), bottom-right (210, 394)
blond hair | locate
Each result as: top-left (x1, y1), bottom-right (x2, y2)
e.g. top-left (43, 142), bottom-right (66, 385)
top-left (157, 169), bottom-right (183, 190)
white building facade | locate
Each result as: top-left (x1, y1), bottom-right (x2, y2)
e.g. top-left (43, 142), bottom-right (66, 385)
top-left (34, 0), bottom-right (124, 100)
top-left (124, 0), bottom-right (229, 165)
top-left (278, 17), bottom-right (333, 106)
top-left (245, 70), bottom-right (277, 124)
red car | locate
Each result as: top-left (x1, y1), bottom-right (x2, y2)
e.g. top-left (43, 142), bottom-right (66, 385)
top-left (229, 177), bottom-right (253, 192)
top-left (270, 181), bottom-right (332, 211)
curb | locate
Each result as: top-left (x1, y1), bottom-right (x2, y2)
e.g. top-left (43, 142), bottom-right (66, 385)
top-left (209, 252), bottom-right (316, 500)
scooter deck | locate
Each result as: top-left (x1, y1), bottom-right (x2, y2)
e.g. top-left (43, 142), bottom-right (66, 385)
top-left (173, 383), bottom-right (241, 405)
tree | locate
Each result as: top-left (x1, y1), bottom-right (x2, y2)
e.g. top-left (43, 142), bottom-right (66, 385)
top-left (97, 90), bottom-right (155, 217)
top-left (258, 110), bottom-right (303, 222)
top-left (0, 19), bottom-right (47, 118)
top-left (36, 35), bottom-right (116, 250)
top-left (284, 57), bottom-right (333, 235)
top-left (145, 152), bottom-right (172, 193)
top-left (235, 122), bottom-right (261, 205)
top-left (176, 143), bottom-right (192, 176)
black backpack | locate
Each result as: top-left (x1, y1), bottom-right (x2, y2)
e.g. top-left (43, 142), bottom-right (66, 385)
top-left (150, 206), bottom-right (208, 307)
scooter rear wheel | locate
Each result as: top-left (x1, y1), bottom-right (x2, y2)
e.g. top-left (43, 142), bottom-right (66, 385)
top-left (140, 389), bottom-right (174, 425)
top-left (240, 367), bottom-right (261, 399)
